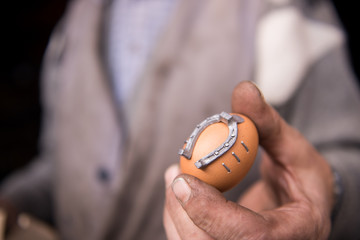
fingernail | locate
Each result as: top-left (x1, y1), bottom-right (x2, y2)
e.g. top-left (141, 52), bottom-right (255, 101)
top-left (172, 178), bottom-right (191, 205)
top-left (250, 81), bottom-right (265, 101)
top-left (165, 164), bottom-right (180, 188)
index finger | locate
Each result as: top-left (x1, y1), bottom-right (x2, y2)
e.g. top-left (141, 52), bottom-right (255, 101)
top-left (231, 81), bottom-right (313, 167)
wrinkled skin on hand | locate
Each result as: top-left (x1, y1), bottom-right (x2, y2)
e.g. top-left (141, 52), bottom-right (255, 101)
top-left (163, 81), bottom-right (334, 240)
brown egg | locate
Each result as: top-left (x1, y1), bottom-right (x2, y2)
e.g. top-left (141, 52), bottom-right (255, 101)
top-left (179, 112), bottom-right (258, 192)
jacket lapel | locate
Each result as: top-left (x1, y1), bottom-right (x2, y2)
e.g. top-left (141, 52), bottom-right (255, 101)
top-left (42, 0), bottom-right (123, 239)
top-left (105, 0), bottom-right (260, 239)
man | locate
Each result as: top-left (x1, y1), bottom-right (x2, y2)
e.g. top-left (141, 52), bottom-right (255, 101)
top-left (1, 0), bottom-right (360, 239)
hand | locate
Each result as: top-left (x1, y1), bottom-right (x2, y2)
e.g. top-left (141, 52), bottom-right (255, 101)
top-left (163, 81), bottom-right (335, 240)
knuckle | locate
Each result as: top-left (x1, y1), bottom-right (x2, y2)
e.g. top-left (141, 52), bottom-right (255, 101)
top-left (298, 202), bottom-right (331, 240)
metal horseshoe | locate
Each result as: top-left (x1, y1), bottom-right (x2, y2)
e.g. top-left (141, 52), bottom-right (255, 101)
top-left (178, 112), bottom-right (244, 169)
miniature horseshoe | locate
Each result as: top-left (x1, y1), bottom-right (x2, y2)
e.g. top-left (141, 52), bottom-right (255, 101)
top-left (179, 112), bottom-right (244, 168)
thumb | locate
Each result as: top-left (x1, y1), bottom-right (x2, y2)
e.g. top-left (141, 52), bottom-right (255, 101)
top-left (172, 174), bottom-right (268, 240)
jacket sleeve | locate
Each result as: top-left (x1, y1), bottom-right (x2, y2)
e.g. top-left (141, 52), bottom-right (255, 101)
top-left (278, 44), bottom-right (360, 239)
top-left (0, 156), bottom-right (54, 223)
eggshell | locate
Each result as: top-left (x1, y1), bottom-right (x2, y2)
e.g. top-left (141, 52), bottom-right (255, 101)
top-left (180, 113), bottom-right (258, 192)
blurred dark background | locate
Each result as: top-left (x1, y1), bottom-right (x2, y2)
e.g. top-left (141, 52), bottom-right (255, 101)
top-left (0, 0), bottom-right (359, 181)
top-left (0, 0), bottom-right (68, 181)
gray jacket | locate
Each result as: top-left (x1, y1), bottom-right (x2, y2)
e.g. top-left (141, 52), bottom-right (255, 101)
top-left (1, 0), bottom-right (360, 239)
